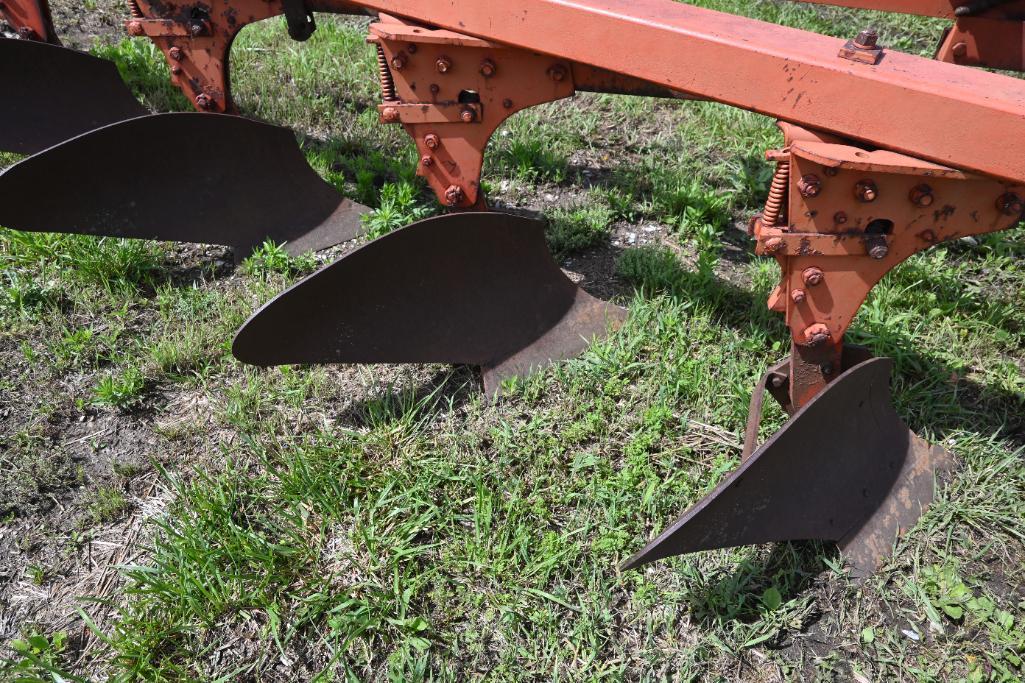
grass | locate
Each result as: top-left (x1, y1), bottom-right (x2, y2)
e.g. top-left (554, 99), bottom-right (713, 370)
top-left (1, 1), bottom-right (1024, 681)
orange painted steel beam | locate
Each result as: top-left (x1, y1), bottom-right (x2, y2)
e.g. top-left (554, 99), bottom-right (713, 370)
top-left (1, 0), bottom-right (59, 43)
top-left (356, 0), bottom-right (1025, 184)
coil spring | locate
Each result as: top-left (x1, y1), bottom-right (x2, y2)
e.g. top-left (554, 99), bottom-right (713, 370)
top-left (377, 44), bottom-right (397, 102)
top-left (762, 159), bottom-right (789, 227)
top-left (128, 0), bottom-right (143, 19)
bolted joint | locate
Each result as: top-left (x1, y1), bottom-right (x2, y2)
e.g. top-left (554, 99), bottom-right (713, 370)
top-left (195, 93), bottom-right (214, 110)
top-left (802, 267), bottom-right (824, 287)
top-left (763, 237), bottom-right (785, 254)
top-left (854, 179), bottom-right (878, 203)
top-left (791, 289), bottom-right (806, 304)
top-left (189, 20), bottom-right (209, 37)
top-left (797, 174), bottom-right (822, 198)
top-left (803, 323), bottom-right (832, 347)
top-left (424, 133), bottom-right (440, 150)
top-left (436, 56), bottom-right (452, 73)
top-left (421, 155), bottom-right (434, 168)
top-left (444, 185), bottom-right (466, 206)
top-left (909, 184), bottom-right (934, 207)
top-left (480, 59), bottom-right (497, 77)
top-left (168, 46), bottom-right (184, 61)
top-left (126, 20), bottom-right (144, 36)
top-left (460, 108), bottom-right (477, 123)
top-left (547, 64), bottom-right (568, 82)
top-left (390, 52), bottom-right (407, 70)
top-left (996, 192), bottom-right (1024, 216)
top-left (381, 106), bottom-right (400, 123)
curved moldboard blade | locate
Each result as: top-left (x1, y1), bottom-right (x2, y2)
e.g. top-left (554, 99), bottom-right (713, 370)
top-left (622, 357), bottom-right (953, 577)
top-left (0, 38), bottom-right (146, 154)
top-left (0, 113), bottom-right (367, 257)
top-left (233, 212), bottom-right (626, 380)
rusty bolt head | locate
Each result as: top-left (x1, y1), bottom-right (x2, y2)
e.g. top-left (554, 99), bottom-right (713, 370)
top-left (127, 20), bottom-right (144, 36)
top-left (854, 179), bottom-right (878, 202)
top-left (917, 229), bottom-right (937, 243)
top-left (171, 65), bottom-right (183, 75)
top-left (853, 29), bottom-right (878, 49)
top-left (798, 174), bottom-right (822, 198)
top-left (436, 56), bottom-right (452, 73)
top-left (834, 211), bottom-right (848, 224)
top-left (951, 42), bottom-right (968, 59)
top-left (406, 44), bottom-right (418, 54)
top-left (823, 166), bottom-right (839, 177)
top-left (444, 185), bottom-right (466, 206)
top-left (503, 98), bottom-right (514, 109)
top-left (802, 267), bottom-right (824, 287)
top-left (763, 237), bottom-right (785, 253)
top-left (381, 106), bottom-right (400, 123)
top-left (168, 46), bottom-right (184, 61)
top-left (460, 108), bottom-right (477, 123)
top-left (548, 64), bottom-right (568, 82)
top-left (480, 59), bottom-right (496, 77)
top-left (791, 289), bottom-right (806, 304)
top-left (424, 133), bottom-right (440, 150)
top-left (996, 192), bottom-right (1024, 216)
top-left (194, 93), bottom-right (213, 110)
top-left (909, 184), bottom-right (934, 207)
top-left (421, 155), bottom-right (434, 168)
top-left (390, 53), bottom-right (407, 70)
top-left (803, 323), bottom-right (832, 347)
top-left (189, 21), bottom-right (206, 37)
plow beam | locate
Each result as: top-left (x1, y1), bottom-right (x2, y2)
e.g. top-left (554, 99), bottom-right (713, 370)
top-left (233, 212), bottom-right (627, 395)
top-left (0, 39), bottom-right (146, 154)
top-left (0, 0), bottom-right (58, 43)
top-left (623, 356), bottom-right (953, 578)
top-left (0, 113), bottom-right (367, 258)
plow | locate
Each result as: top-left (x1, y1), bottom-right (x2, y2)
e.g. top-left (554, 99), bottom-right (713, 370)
top-left (2, 0), bottom-right (1024, 579)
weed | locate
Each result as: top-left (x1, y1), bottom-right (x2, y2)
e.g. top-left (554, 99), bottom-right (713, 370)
top-left (92, 367), bottom-right (146, 409)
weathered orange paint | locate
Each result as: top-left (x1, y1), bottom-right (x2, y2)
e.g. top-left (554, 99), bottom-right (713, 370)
top-left (1, 0), bottom-right (58, 43)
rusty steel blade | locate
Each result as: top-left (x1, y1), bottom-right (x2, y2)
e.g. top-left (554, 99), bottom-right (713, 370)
top-left (0, 38), bottom-right (147, 154)
top-left (0, 113), bottom-right (368, 258)
top-left (622, 357), bottom-right (953, 577)
top-left (233, 212), bottom-right (626, 390)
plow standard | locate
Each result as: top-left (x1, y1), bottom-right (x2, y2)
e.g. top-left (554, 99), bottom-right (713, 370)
top-left (2, 0), bottom-right (1024, 577)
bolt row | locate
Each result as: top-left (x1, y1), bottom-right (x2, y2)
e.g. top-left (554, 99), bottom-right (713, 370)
top-left (798, 174), bottom-right (1023, 215)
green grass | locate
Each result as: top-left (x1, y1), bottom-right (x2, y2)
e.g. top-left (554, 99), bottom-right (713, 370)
top-left (1, 3), bottom-right (1024, 681)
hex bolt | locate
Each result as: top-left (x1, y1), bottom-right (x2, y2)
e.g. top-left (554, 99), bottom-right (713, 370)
top-left (853, 28), bottom-right (878, 49)
top-left (803, 323), bottom-right (832, 347)
top-left (865, 234), bottom-right (889, 260)
top-left (189, 21), bottom-right (206, 37)
top-left (834, 211), bottom-right (848, 225)
top-left (421, 155), bottom-right (434, 168)
top-left (917, 229), bottom-right (937, 243)
top-left (791, 289), bottom-right (806, 304)
top-left (127, 20), bottom-right (144, 36)
top-left (381, 107), bottom-right (400, 123)
top-left (996, 192), bottom-right (1024, 216)
top-left (909, 184), bottom-right (934, 207)
top-left (460, 108), bottom-right (477, 123)
top-left (480, 59), bottom-right (497, 77)
top-left (424, 133), bottom-right (441, 150)
top-left (168, 46), bottom-right (184, 61)
top-left (390, 53), bottom-right (407, 70)
top-left (798, 174), bottom-right (822, 198)
top-left (763, 237), bottom-right (785, 253)
top-left (548, 64), bottom-right (568, 82)
top-left (802, 267), bottom-right (824, 287)
top-left (820, 362), bottom-right (834, 376)
top-left (952, 42), bottom-right (968, 59)
top-left (436, 56), bottom-right (452, 73)
top-left (195, 93), bottom-right (213, 110)
top-left (854, 179), bottom-right (878, 202)
top-left (444, 185), bottom-right (466, 206)
top-left (770, 374), bottom-right (786, 389)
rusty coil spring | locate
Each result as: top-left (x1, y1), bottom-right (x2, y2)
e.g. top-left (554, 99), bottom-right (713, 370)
top-left (762, 159), bottom-right (789, 227)
top-left (127, 0), bottom-right (143, 19)
top-left (377, 45), bottom-right (397, 102)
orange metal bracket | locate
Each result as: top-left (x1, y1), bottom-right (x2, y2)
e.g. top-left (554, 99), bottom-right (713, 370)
top-left (1, 0), bottom-right (59, 43)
